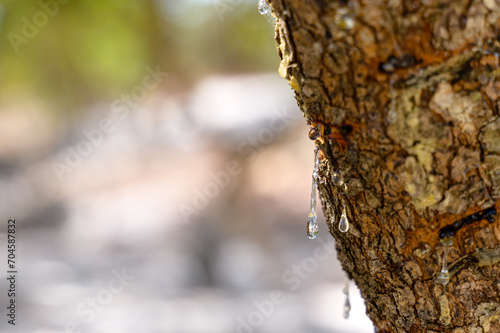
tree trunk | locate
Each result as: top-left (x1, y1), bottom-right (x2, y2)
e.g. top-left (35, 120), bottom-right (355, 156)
top-left (268, 0), bottom-right (500, 331)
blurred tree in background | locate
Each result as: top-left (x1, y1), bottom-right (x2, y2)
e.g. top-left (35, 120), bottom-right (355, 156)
top-left (0, 0), bottom-right (278, 114)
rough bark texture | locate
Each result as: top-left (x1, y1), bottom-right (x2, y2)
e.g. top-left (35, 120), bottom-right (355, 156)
top-left (269, 0), bottom-right (500, 332)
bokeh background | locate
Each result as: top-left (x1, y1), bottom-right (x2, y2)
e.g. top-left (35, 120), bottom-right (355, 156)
top-left (0, 0), bottom-right (374, 332)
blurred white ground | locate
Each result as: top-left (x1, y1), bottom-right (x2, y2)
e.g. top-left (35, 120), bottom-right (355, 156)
top-left (0, 73), bottom-right (374, 332)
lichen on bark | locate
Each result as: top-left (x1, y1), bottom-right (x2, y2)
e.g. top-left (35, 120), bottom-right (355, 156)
top-left (269, 0), bottom-right (500, 331)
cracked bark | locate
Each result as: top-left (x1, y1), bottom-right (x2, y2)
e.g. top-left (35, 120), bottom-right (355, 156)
top-left (268, 0), bottom-right (500, 332)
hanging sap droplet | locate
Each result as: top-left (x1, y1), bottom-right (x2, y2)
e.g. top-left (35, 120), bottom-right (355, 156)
top-left (436, 244), bottom-right (450, 285)
top-left (307, 186), bottom-right (319, 239)
top-left (339, 203), bottom-right (350, 233)
top-left (258, 0), bottom-right (270, 15)
top-left (343, 277), bottom-right (351, 319)
top-left (312, 148), bottom-right (320, 179)
top-left (343, 297), bottom-right (351, 319)
top-left (307, 149), bottom-right (320, 239)
top-left (307, 213), bottom-right (319, 239)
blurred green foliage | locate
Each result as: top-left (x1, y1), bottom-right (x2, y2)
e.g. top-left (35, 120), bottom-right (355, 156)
top-left (0, 0), bottom-right (278, 113)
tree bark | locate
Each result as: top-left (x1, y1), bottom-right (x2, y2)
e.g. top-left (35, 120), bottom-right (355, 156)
top-left (268, 0), bottom-right (500, 332)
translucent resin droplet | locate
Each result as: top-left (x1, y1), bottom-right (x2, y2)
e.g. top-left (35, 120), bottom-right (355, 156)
top-left (258, 0), bottom-right (270, 15)
top-left (338, 14), bottom-right (354, 30)
top-left (306, 185), bottom-right (319, 239)
top-left (339, 204), bottom-right (349, 233)
top-left (332, 172), bottom-right (344, 186)
top-left (335, 7), bottom-right (355, 30)
top-left (343, 296), bottom-right (351, 319)
top-left (343, 277), bottom-right (351, 319)
top-left (436, 244), bottom-right (450, 285)
top-left (312, 149), bottom-right (320, 179)
top-left (436, 270), bottom-right (449, 286)
top-left (307, 149), bottom-right (320, 239)
top-left (307, 214), bottom-right (319, 239)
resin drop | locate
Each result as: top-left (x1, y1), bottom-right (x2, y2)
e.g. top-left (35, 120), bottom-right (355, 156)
top-left (258, 0), bottom-right (270, 15)
top-left (343, 277), bottom-right (351, 319)
top-left (307, 213), bottom-right (319, 239)
top-left (436, 244), bottom-right (450, 285)
top-left (335, 7), bottom-right (355, 30)
top-left (307, 149), bottom-right (320, 239)
top-left (339, 203), bottom-right (349, 233)
top-left (332, 172), bottom-right (344, 187)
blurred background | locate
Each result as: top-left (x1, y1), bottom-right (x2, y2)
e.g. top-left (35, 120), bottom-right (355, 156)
top-left (0, 0), bottom-right (373, 332)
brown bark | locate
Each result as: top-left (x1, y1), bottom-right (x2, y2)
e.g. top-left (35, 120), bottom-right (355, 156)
top-left (268, 0), bottom-right (500, 332)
